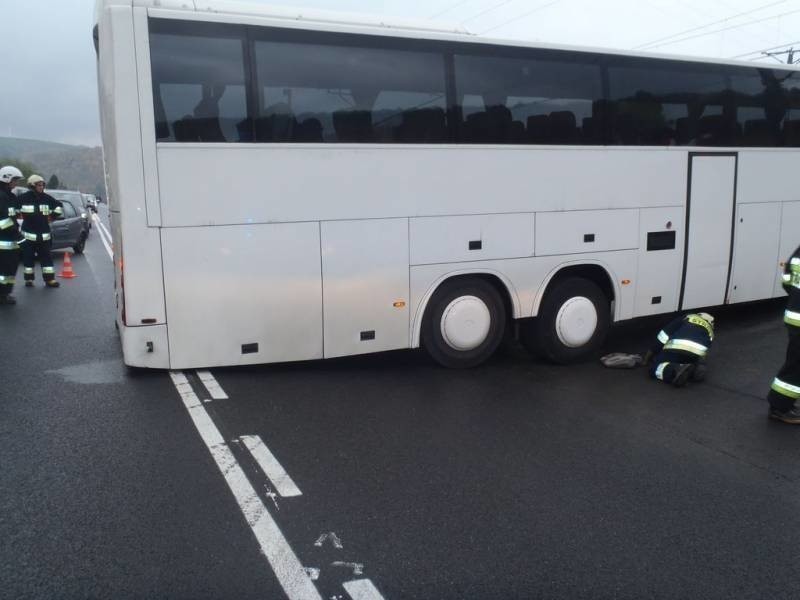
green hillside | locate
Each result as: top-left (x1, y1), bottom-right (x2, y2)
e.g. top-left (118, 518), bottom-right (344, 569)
top-left (0, 137), bottom-right (105, 197)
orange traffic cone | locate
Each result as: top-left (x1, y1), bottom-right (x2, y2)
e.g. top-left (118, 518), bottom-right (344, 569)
top-left (58, 251), bottom-right (78, 279)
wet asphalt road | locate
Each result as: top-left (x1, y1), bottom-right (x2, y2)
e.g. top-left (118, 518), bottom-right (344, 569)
top-left (1, 205), bottom-right (799, 600)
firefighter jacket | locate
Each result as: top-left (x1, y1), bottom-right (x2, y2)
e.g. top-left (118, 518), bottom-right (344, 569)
top-left (650, 313), bottom-right (714, 361)
top-left (17, 190), bottom-right (62, 242)
top-left (780, 244), bottom-right (800, 329)
top-left (0, 185), bottom-right (23, 249)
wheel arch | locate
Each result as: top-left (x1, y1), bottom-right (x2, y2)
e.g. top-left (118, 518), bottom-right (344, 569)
top-left (411, 270), bottom-right (520, 349)
top-left (531, 261), bottom-right (619, 320)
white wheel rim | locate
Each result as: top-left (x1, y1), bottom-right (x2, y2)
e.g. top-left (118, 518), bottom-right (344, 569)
top-left (440, 295), bottom-right (492, 351)
top-left (555, 296), bottom-right (598, 348)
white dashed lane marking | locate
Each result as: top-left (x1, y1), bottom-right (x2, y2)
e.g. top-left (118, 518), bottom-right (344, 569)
top-left (196, 369), bottom-right (229, 399)
top-left (241, 435), bottom-right (303, 498)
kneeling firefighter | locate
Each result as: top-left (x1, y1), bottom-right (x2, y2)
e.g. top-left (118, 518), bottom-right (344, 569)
top-left (18, 174), bottom-right (62, 288)
top-left (645, 312), bottom-right (714, 387)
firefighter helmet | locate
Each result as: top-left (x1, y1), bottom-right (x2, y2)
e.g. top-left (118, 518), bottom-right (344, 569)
top-left (698, 312), bottom-right (714, 327)
top-left (0, 165), bottom-right (23, 184)
top-left (27, 174), bottom-right (45, 187)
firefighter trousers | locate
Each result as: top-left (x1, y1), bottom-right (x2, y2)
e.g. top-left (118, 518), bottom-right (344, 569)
top-left (649, 349), bottom-right (699, 384)
top-left (21, 239), bottom-right (55, 282)
top-left (767, 325), bottom-right (800, 412)
top-left (0, 246), bottom-right (20, 297)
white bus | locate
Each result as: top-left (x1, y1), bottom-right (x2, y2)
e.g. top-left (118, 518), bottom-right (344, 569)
top-left (94, 0), bottom-right (800, 370)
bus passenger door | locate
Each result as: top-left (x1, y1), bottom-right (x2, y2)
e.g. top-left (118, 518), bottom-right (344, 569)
top-left (680, 154), bottom-right (736, 310)
top-left (321, 219), bottom-right (409, 359)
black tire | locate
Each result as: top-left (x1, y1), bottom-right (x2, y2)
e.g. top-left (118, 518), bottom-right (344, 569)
top-left (73, 235), bottom-right (86, 254)
top-left (522, 277), bottom-right (610, 364)
top-left (421, 278), bottom-right (506, 369)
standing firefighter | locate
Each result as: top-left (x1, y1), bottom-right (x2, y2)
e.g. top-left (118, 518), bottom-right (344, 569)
top-left (18, 175), bottom-right (61, 288)
top-left (646, 312), bottom-right (714, 387)
top-left (767, 244), bottom-right (800, 424)
top-left (0, 166), bottom-right (24, 306)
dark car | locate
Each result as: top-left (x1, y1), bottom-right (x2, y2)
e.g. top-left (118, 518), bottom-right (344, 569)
top-left (50, 190), bottom-right (92, 231)
top-left (51, 198), bottom-right (89, 254)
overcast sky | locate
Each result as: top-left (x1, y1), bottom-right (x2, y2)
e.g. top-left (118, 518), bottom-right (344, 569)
top-left (4, 0), bottom-right (800, 147)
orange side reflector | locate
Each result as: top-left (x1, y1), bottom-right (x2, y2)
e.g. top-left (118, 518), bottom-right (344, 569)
top-left (621, 279), bottom-right (632, 286)
top-left (393, 301), bottom-right (406, 308)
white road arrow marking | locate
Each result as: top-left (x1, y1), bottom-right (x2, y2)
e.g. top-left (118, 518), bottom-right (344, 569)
top-left (331, 562), bottom-right (364, 576)
top-left (314, 532), bottom-right (343, 549)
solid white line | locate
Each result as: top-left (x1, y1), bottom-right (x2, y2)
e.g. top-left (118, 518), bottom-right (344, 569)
top-left (169, 372), bottom-right (321, 600)
top-left (93, 214), bottom-right (113, 260)
top-left (196, 370), bottom-right (229, 400)
top-left (240, 435), bottom-right (303, 498)
top-left (343, 579), bottom-right (386, 600)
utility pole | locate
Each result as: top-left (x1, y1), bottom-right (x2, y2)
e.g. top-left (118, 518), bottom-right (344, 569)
top-left (762, 47), bottom-right (795, 64)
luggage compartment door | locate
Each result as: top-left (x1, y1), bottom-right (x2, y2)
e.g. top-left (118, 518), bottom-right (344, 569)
top-left (681, 154), bottom-right (736, 310)
top-left (321, 219), bottom-right (409, 359)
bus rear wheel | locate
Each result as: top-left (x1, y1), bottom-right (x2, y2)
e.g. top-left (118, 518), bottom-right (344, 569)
top-left (422, 278), bottom-right (506, 369)
top-left (522, 277), bottom-right (610, 364)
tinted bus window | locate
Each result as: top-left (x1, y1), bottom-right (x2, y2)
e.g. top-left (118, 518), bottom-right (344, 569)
top-left (730, 67), bottom-right (800, 147)
top-left (608, 61), bottom-right (729, 146)
top-left (150, 22), bottom-right (248, 142)
top-left (453, 51), bottom-right (604, 144)
top-left (253, 40), bottom-right (448, 143)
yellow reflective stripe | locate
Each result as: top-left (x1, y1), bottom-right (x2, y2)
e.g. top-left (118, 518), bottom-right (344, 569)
top-left (686, 315), bottom-right (714, 340)
top-left (771, 377), bottom-right (800, 399)
top-left (0, 217), bottom-right (14, 229)
top-left (784, 310), bottom-right (800, 327)
top-left (41, 233), bottom-right (51, 241)
top-left (7, 207), bottom-right (15, 217)
top-left (42, 266), bottom-right (55, 274)
top-left (657, 330), bottom-right (669, 344)
top-left (0, 240), bottom-right (19, 249)
top-left (22, 231), bottom-right (38, 241)
top-left (38, 204), bottom-right (51, 215)
top-left (783, 273), bottom-right (792, 282)
top-left (655, 363), bottom-right (669, 381)
top-left (23, 268), bottom-right (34, 274)
top-left (664, 339), bottom-right (708, 357)
top-left (0, 274), bottom-right (15, 283)
top-left (20, 205), bottom-right (35, 213)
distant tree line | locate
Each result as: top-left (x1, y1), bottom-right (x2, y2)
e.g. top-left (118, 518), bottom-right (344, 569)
top-left (0, 157), bottom-right (64, 190)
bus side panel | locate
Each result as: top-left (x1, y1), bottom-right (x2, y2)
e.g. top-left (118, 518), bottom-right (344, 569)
top-left (729, 202), bottom-right (781, 303)
top-left (155, 147), bottom-right (687, 226)
top-left (321, 218), bottom-right (410, 358)
top-left (102, 6), bottom-right (167, 327)
top-left (634, 206), bottom-right (684, 317)
top-left (161, 223), bottom-right (323, 369)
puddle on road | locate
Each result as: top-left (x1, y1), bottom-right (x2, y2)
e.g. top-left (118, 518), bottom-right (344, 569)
top-left (47, 359), bottom-right (126, 385)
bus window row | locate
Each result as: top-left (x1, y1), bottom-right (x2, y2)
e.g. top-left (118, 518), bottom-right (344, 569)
top-left (149, 19), bottom-right (800, 147)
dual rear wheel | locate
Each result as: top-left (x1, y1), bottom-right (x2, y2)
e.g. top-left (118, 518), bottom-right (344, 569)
top-left (422, 276), bottom-right (610, 368)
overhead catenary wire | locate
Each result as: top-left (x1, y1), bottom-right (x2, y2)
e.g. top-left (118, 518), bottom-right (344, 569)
top-left (638, 7), bottom-right (800, 51)
top-left (461, 0), bottom-right (518, 23)
top-left (430, 0), bottom-right (475, 19)
top-left (478, 0), bottom-right (563, 35)
top-left (633, 0), bottom-right (789, 50)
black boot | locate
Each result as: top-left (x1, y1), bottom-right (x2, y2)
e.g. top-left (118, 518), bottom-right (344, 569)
top-left (45, 280), bottom-right (60, 288)
top-left (24, 280), bottom-right (33, 287)
top-left (672, 364), bottom-right (695, 387)
top-left (769, 405), bottom-right (800, 425)
top-left (0, 294), bottom-right (17, 305)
